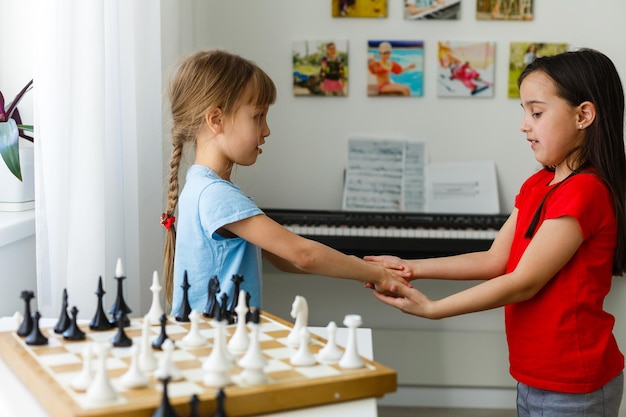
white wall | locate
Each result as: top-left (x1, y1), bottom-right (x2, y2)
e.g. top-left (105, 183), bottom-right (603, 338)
top-left (188, 0), bottom-right (626, 410)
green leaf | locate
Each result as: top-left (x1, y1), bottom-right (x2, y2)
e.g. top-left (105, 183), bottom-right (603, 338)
top-left (0, 119), bottom-right (22, 181)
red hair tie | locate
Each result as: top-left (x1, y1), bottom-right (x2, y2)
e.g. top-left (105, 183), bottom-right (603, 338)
top-left (160, 213), bottom-right (175, 231)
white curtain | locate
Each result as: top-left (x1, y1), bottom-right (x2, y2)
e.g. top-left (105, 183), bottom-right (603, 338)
top-left (32, 0), bottom-right (169, 319)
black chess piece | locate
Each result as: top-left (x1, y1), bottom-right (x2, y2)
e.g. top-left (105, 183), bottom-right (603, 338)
top-left (108, 271), bottom-right (132, 327)
top-left (25, 311), bottom-right (48, 346)
top-left (17, 290), bottom-right (35, 337)
top-left (111, 310), bottom-right (133, 347)
top-left (63, 306), bottom-right (86, 340)
top-left (152, 313), bottom-right (169, 350)
top-left (175, 271), bottom-right (192, 322)
top-left (203, 276), bottom-right (220, 318)
top-left (54, 289), bottom-right (71, 334)
top-left (188, 394), bottom-right (200, 417)
top-left (213, 388), bottom-right (228, 417)
top-left (151, 376), bottom-right (181, 417)
top-left (245, 293), bottom-right (253, 323)
top-left (227, 274), bottom-right (244, 314)
top-left (218, 293), bottom-right (233, 324)
top-left (90, 276), bottom-right (114, 330)
top-left (249, 307), bottom-right (261, 325)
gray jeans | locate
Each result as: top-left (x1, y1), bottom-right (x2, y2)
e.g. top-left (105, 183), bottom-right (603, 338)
top-left (517, 373), bottom-right (624, 417)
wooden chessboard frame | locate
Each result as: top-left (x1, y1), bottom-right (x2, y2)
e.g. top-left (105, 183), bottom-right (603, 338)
top-left (0, 312), bottom-right (396, 417)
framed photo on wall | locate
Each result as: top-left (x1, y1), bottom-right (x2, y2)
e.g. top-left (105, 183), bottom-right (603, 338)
top-left (367, 40), bottom-right (424, 97)
top-left (404, 0), bottom-right (461, 20)
top-left (292, 40), bottom-right (349, 97)
top-left (507, 42), bottom-right (568, 98)
top-left (476, 0), bottom-right (533, 20)
top-left (332, 0), bottom-right (387, 18)
top-left (437, 41), bottom-right (495, 98)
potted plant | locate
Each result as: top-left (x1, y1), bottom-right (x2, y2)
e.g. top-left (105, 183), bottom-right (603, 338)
top-left (0, 79), bottom-right (34, 182)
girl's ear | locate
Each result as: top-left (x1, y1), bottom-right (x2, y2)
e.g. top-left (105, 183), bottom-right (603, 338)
top-left (205, 107), bottom-right (223, 134)
top-left (577, 101), bottom-right (596, 129)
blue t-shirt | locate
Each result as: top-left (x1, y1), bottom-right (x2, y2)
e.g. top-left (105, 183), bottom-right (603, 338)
top-left (171, 165), bottom-right (263, 316)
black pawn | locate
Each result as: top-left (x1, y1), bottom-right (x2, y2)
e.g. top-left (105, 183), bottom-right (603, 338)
top-left (63, 306), bottom-right (86, 340)
top-left (175, 271), bottom-right (192, 322)
top-left (108, 273), bottom-right (132, 327)
top-left (188, 394), bottom-right (200, 417)
top-left (218, 293), bottom-right (232, 324)
top-left (90, 276), bottom-right (113, 331)
top-left (213, 388), bottom-right (228, 417)
top-left (17, 290), bottom-right (35, 337)
top-left (151, 376), bottom-right (181, 417)
top-left (227, 274), bottom-right (244, 314)
top-left (203, 276), bottom-right (220, 318)
top-left (25, 311), bottom-right (48, 346)
top-left (249, 307), bottom-right (261, 325)
top-left (111, 310), bottom-right (133, 347)
top-left (54, 289), bottom-right (71, 334)
top-left (152, 313), bottom-right (169, 350)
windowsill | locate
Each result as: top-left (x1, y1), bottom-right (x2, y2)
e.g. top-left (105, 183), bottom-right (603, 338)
top-left (0, 210), bottom-right (35, 248)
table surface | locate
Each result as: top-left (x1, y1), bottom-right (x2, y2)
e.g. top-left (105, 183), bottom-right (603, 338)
top-left (0, 316), bottom-right (379, 417)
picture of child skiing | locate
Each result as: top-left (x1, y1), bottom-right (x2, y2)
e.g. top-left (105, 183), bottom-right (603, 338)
top-left (437, 41), bottom-right (495, 97)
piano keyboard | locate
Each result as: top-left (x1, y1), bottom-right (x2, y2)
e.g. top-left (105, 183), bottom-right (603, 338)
top-left (283, 225), bottom-right (498, 240)
top-left (263, 208), bottom-right (509, 259)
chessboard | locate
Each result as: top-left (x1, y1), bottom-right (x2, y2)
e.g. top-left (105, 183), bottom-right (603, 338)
top-left (0, 312), bottom-right (396, 417)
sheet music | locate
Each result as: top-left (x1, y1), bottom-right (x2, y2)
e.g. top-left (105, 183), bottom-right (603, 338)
top-left (342, 138), bottom-right (499, 214)
top-left (342, 138), bottom-right (426, 211)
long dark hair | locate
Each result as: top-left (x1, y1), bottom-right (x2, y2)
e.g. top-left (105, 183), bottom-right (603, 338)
top-left (518, 49), bottom-right (626, 275)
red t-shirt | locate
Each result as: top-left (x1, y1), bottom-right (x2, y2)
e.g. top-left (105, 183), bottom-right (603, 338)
top-left (505, 168), bottom-right (623, 393)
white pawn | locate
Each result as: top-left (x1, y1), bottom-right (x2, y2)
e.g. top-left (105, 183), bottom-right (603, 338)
top-left (181, 310), bottom-right (208, 347)
top-left (290, 327), bottom-right (317, 367)
top-left (228, 290), bottom-right (250, 355)
top-left (120, 344), bottom-right (149, 389)
top-left (86, 342), bottom-right (117, 402)
top-left (146, 271), bottom-right (164, 325)
top-left (202, 319), bottom-right (234, 387)
top-left (154, 339), bottom-right (182, 381)
top-left (237, 321), bottom-right (268, 385)
top-left (70, 343), bottom-right (95, 391)
top-left (139, 315), bottom-right (157, 372)
top-left (338, 314), bottom-right (364, 369)
top-left (316, 321), bottom-right (343, 364)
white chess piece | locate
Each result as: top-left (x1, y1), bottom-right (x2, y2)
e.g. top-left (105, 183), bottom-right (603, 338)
top-left (338, 314), bottom-right (364, 369)
top-left (146, 271), bottom-right (164, 325)
top-left (227, 290), bottom-right (250, 355)
top-left (119, 344), bottom-right (149, 389)
top-left (70, 343), bottom-right (95, 391)
top-left (237, 321), bottom-right (268, 385)
top-left (12, 311), bottom-right (23, 330)
top-left (181, 310), bottom-right (208, 347)
top-left (139, 315), bottom-right (157, 372)
top-left (154, 339), bottom-right (182, 381)
top-left (287, 295), bottom-right (308, 348)
top-left (86, 342), bottom-right (117, 402)
top-left (202, 318), bottom-right (234, 387)
top-left (316, 321), bottom-right (343, 364)
top-left (290, 327), bottom-right (317, 367)
top-left (115, 258), bottom-right (125, 277)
